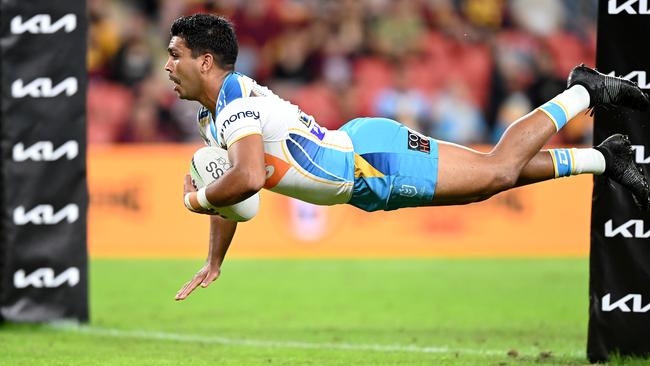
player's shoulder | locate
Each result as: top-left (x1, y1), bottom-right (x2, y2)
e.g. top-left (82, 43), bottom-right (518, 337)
top-left (215, 98), bottom-right (268, 142)
top-left (217, 97), bottom-right (269, 121)
top-left (236, 73), bottom-right (255, 90)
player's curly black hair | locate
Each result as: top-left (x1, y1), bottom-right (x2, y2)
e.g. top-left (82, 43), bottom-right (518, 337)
top-left (171, 13), bottom-right (238, 70)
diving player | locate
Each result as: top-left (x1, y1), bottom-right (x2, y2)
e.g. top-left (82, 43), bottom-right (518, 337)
top-left (167, 14), bottom-right (649, 301)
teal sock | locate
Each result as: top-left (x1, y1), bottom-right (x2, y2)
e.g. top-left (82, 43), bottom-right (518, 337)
top-left (549, 148), bottom-right (606, 177)
top-left (549, 148), bottom-right (574, 177)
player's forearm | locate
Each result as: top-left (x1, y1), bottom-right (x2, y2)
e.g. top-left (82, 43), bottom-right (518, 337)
top-left (186, 166), bottom-right (264, 210)
top-left (205, 166), bottom-right (264, 206)
top-left (207, 215), bottom-right (238, 267)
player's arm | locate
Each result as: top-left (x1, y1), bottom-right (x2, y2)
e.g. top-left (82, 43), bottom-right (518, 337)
top-left (212, 133), bottom-right (266, 205)
top-left (176, 134), bottom-right (265, 299)
top-left (175, 214), bottom-right (236, 301)
top-left (185, 134), bottom-right (265, 213)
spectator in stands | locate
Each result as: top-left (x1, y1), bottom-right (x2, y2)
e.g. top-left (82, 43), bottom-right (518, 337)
top-left (86, 0), bottom-right (599, 145)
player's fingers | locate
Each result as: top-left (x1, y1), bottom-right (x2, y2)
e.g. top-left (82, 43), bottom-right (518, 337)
top-left (176, 278), bottom-right (195, 296)
top-left (177, 280), bottom-right (191, 294)
top-left (175, 280), bottom-right (192, 300)
top-left (176, 280), bottom-right (199, 300)
top-left (177, 283), bottom-right (198, 300)
top-left (176, 272), bottom-right (205, 300)
top-left (201, 269), bottom-right (220, 287)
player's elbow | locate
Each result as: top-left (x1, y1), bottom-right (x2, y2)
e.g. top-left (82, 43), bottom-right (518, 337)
top-left (240, 168), bottom-right (265, 195)
top-left (246, 175), bottom-right (265, 194)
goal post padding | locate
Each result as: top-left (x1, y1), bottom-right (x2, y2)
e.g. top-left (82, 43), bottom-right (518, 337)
top-left (0, 0), bottom-right (88, 322)
top-left (589, 0), bottom-right (650, 362)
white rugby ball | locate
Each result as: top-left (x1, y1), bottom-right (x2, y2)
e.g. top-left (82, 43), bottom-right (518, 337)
top-left (189, 146), bottom-right (260, 222)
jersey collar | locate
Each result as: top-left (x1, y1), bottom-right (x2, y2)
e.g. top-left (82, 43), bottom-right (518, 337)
top-left (209, 72), bottom-right (245, 146)
top-left (214, 72), bottom-right (244, 120)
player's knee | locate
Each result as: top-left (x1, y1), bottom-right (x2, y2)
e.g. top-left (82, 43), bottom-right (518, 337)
top-left (478, 154), bottom-right (519, 195)
top-left (486, 168), bottom-right (518, 195)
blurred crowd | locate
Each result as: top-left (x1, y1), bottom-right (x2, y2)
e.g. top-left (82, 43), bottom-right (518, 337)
top-left (88, 0), bottom-right (598, 145)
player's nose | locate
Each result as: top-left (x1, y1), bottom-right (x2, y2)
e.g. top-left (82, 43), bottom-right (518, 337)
top-left (164, 57), bottom-right (173, 73)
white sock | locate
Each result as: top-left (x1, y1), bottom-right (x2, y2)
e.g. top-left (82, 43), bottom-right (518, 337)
top-left (538, 85), bottom-right (590, 131)
top-left (572, 148), bottom-right (606, 175)
top-left (554, 85), bottom-right (591, 119)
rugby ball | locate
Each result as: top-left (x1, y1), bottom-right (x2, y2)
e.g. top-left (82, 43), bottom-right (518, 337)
top-left (189, 146), bottom-right (260, 222)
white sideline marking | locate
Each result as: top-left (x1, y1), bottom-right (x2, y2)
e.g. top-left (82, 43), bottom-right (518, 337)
top-left (50, 324), bottom-right (582, 358)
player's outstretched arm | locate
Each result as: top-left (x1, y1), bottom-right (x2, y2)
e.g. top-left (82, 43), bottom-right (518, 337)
top-left (175, 214), bottom-right (237, 301)
top-left (177, 175), bottom-right (239, 300)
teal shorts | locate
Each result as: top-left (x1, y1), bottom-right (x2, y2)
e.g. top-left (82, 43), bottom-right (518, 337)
top-left (339, 117), bottom-right (439, 212)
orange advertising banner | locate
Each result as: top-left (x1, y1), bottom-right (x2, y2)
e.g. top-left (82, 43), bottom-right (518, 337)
top-left (88, 145), bottom-right (592, 258)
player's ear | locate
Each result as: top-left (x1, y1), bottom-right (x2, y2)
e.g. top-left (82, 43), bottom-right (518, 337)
top-left (200, 53), bottom-right (214, 73)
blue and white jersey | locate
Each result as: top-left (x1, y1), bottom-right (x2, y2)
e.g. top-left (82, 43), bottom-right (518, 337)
top-left (198, 73), bottom-right (355, 205)
top-left (197, 72), bottom-right (277, 146)
top-left (195, 72), bottom-right (443, 211)
top-left (216, 98), bottom-right (355, 205)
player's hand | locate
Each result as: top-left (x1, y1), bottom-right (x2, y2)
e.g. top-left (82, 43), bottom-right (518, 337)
top-left (184, 174), bottom-right (197, 194)
top-left (175, 263), bottom-right (221, 301)
top-left (183, 174), bottom-right (214, 215)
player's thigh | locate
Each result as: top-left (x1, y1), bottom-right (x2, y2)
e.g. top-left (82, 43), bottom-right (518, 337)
top-left (431, 141), bottom-right (499, 204)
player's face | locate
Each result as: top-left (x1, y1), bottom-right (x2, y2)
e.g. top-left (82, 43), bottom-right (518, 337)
top-left (165, 36), bottom-right (203, 100)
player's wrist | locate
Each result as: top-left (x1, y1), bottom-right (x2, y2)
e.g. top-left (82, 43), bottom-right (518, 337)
top-left (184, 192), bottom-right (200, 212)
top-left (197, 186), bottom-right (218, 210)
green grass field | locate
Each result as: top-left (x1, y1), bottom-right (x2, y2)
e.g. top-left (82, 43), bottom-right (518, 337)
top-left (0, 258), bottom-right (644, 365)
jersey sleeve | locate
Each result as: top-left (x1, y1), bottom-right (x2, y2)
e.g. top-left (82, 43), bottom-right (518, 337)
top-left (216, 98), bottom-right (263, 148)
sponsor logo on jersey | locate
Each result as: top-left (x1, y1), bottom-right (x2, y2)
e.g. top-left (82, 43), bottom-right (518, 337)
top-left (263, 154), bottom-right (290, 189)
top-left (265, 165), bottom-right (275, 179)
top-left (407, 130), bottom-right (430, 154)
top-left (221, 110), bottom-right (260, 136)
top-left (298, 112), bottom-right (313, 128)
top-left (219, 111), bottom-right (260, 140)
top-left (309, 124), bottom-right (326, 141)
top-left (398, 185), bottom-right (418, 197)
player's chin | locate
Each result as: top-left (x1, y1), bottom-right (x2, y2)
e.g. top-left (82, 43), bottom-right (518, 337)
top-left (176, 89), bottom-right (196, 101)
top-left (173, 84), bottom-right (185, 98)
top-left (175, 89), bottom-right (189, 100)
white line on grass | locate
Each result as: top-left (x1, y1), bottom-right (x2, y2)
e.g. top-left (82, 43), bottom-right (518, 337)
top-left (50, 324), bottom-right (583, 359)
